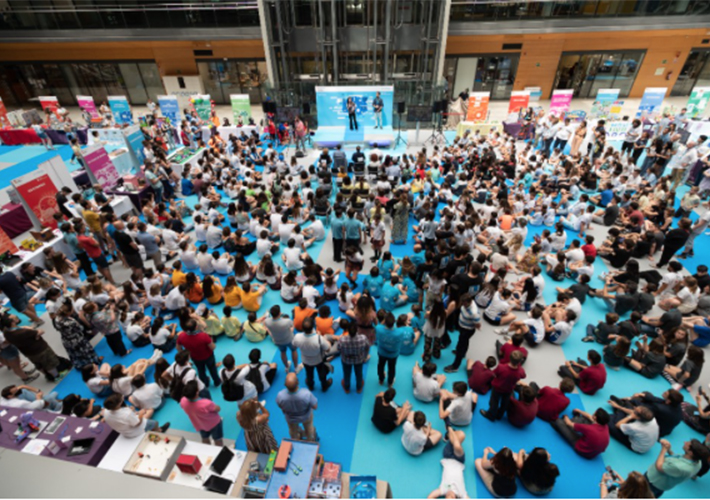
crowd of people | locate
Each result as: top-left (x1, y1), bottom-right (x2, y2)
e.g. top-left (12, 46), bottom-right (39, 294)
top-left (0, 100), bottom-right (710, 498)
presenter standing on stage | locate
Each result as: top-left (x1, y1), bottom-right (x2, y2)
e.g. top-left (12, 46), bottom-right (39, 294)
top-left (373, 92), bottom-right (384, 129)
top-left (347, 97), bottom-right (358, 131)
top-left (295, 115), bottom-right (307, 150)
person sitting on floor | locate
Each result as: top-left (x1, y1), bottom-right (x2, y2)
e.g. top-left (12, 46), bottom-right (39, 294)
top-left (516, 447), bottom-right (560, 496)
top-left (371, 388), bottom-right (411, 434)
top-left (581, 313), bottom-right (620, 344)
top-left (402, 410), bottom-right (443, 456)
top-left (474, 446), bottom-right (517, 498)
top-left (507, 384), bottom-right (538, 428)
top-left (412, 361), bottom-right (446, 403)
top-left (557, 349), bottom-right (607, 395)
top-left (439, 381), bottom-right (478, 427)
top-left (552, 407), bottom-right (610, 459)
top-left (608, 390), bottom-right (683, 438)
top-left (467, 356), bottom-right (497, 395)
top-left (607, 402), bottom-right (660, 454)
top-left (426, 427), bottom-right (468, 499)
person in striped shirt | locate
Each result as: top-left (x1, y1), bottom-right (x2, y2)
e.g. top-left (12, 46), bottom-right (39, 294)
top-left (445, 294), bottom-right (481, 373)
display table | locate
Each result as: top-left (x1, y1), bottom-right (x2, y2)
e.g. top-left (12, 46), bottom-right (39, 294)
top-left (200, 125), bottom-right (260, 142)
top-left (0, 405), bottom-right (118, 466)
top-left (71, 169), bottom-right (91, 187)
top-left (0, 129), bottom-right (41, 145)
top-left (108, 148), bottom-right (136, 176)
top-left (45, 128), bottom-right (89, 145)
top-left (169, 147), bottom-right (205, 177)
top-left (0, 203), bottom-right (33, 238)
top-left (166, 442), bottom-right (246, 495)
top-left (7, 231), bottom-right (75, 277)
top-left (106, 185), bottom-right (154, 212)
top-left (456, 121), bottom-right (500, 137)
top-left (109, 195), bottom-right (136, 218)
top-left (265, 440), bottom-right (320, 499)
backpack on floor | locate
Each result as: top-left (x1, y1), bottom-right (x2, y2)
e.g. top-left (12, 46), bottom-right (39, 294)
top-left (221, 370), bottom-right (244, 402)
top-left (244, 364), bottom-right (265, 394)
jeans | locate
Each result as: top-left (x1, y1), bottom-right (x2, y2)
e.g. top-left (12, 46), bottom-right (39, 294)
top-left (342, 362), bottom-right (363, 391)
top-left (377, 355), bottom-right (397, 386)
top-left (451, 328), bottom-right (474, 369)
top-left (304, 362), bottom-right (329, 390)
top-left (542, 137), bottom-right (554, 155)
top-left (348, 113), bottom-right (358, 130)
top-left (374, 110), bottom-right (382, 128)
top-left (644, 473), bottom-right (666, 498)
top-left (287, 414), bottom-right (317, 441)
top-left (76, 251), bottom-right (94, 277)
top-left (553, 138), bottom-right (568, 152)
top-left (19, 389), bottom-right (62, 412)
top-left (193, 354), bottom-right (221, 387)
top-left (487, 388), bottom-right (512, 420)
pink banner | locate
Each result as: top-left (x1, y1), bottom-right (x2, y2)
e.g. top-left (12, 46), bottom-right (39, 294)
top-left (84, 147), bottom-right (121, 189)
top-left (549, 90), bottom-right (574, 117)
top-left (77, 95), bottom-right (100, 119)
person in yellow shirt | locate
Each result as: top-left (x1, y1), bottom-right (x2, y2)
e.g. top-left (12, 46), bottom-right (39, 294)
top-left (241, 312), bottom-right (268, 342)
top-left (203, 276), bottom-right (223, 305)
top-left (239, 282), bottom-right (268, 313)
top-left (204, 309), bottom-right (224, 337)
top-left (171, 261), bottom-right (187, 287)
top-left (80, 200), bottom-right (102, 233)
top-left (222, 306), bottom-right (242, 340)
top-left (224, 276), bottom-right (243, 308)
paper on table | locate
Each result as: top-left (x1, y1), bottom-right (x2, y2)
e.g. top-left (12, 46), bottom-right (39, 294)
top-left (22, 439), bottom-right (49, 455)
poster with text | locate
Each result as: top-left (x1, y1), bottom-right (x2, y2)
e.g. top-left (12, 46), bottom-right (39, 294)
top-left (609, 100), bottom-right (624, 119)
top-left (12, 171), bottom-right (60, 229)
top-left (589, 89), bottom-right (620, 119)
top-left (524, 87), bottom-right (542, 102)
top-left (0, 226), bottom-right (18, 255)
top-left (123, 125), bottom-right (145, 168)
top-left (0, 98), bottom-right (8, 127)
top-left (636, 87), bottom-right (667, 118)
top-left (687, 87), bottom-right (710, 118)
top-left (230, 94), bottom-right (252, 123)
top-left (315, 86), bottom-right (394, 128)
top-left (549, 89), bottom-right (574, 117)
top-left (38, 96), bottom-right (60, 116)
top-left (466, 92), bottom-right (490, 122)
top-left (84, 145), bottom-right (122, 188)
top-left (191, 95), bottom-right (212, 121)
top-left (76, 95), bottom-right (100, 119)
top-left (158, 95), bottom-right (180, 125)
top-left (108, 95), bottom-right (133, 125)
top-left (508, 91), bottom-right (530, 114)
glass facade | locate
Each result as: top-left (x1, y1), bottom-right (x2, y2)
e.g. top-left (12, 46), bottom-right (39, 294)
top-left (671, 49), bottom-right (710, 96)
top-left (444, 54), bottom-right (520, 100)
top-left (553, 51), bottom-right (645, 98)
top-left (197, 60), bottom-right (268, 105)
top-left (0, 62), bottom-right (164, 108)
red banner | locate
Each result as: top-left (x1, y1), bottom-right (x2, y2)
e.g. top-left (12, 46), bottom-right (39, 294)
top-left (39, 96), bottom-right (60, 117)
top-left (508, 91), bottom-right (530, 114)
top-left (0, 98), bottom-right (8, 128)
top-left (0, 226), bottom-right (18, 255)
top-left (466, 92), bottom-right (490, 122)
top-left (14, 173), bottom-right (59, 229)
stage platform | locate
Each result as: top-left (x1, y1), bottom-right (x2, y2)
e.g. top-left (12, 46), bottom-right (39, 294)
top-left (312, 125), bottom-right (396, 148)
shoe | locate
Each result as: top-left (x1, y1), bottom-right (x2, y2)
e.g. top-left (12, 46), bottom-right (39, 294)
top-left (388, 378), bottom-right (396, 388)
top-left (494, 327), bottom-right (508, 335)
top-left (581, 336), bottom-right (594, 343)
top-left (341, 379), bottom-right (350, 394)
top-left (322, 379), bottom-right (333, 392)
top-left (24, 366), bottom-right (37, 375)
top-left (480, 409), bottom-right (494, 422)
top-left (295, 363), bottom-right (304, 374)
top-left (379, 378), bottom-right (385, 385)
top-left (443, 365), bottom-right (458, 373)
top-left (21, 372), bottom-right (39, 383)
top-left (286, 360), bottom-right (292, 372)
top-left (356, 381), bottom-right (364, 394)
top-left (159, 422), bottom-right (171, 433)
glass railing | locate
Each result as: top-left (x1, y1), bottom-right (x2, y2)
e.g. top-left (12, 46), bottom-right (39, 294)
top-left (0, 1), bottom-right (260, 30)
top-left (449, 0), bottom-right (710, 22)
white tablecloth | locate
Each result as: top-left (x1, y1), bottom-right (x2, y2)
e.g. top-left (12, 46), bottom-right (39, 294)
top-left (110, 195), bottom-right (135, 218)
top-left (200, 125), bottom-right (260, 142)
top-left (6, 232), bottom-right (74, 277)
top-left (109, 149), bottom-right (137, 176)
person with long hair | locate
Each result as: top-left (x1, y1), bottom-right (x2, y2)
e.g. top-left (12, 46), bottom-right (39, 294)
top-left (475, 446), bottom-right (517, 497)
top-left (348, 294), bottom-right (378, 345)
top-left (516, 447), bottom-right (559, 495)
top-left (54, 303), bottom-right (101, 369)
top-left (236, 398), bottom-right (278, 453)
top-left (423, 299), bottom-right (447, 362)
top-left (600, 470), bottom-right (654, 499)
top-left (202, 275), bottom-right (224, 305)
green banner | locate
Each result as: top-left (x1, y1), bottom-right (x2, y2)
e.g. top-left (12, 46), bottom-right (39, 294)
top-left (191, 94), bottom-right (212, 121)
top-left (687, 87), bottom-right (710, 118)
top-left (230, 94), bottom-right (252, 123)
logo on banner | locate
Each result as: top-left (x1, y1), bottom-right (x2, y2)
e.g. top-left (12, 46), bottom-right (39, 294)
top-left (84, 147), bottom-right (121, 188)
top-left (13, 173), bottom-right (60, 229)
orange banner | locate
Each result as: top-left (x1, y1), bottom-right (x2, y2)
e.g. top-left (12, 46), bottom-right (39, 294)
top-left (466, 92), bottom-right (490, 122)
top-left (0, 226), bottom-right (18, 255)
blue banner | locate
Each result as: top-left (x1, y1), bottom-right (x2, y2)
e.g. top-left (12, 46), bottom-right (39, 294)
top-left (158, 95), bottom-right (180, 125)
top-left (315, 86), bottom-right (394, 127)
top-left (123, 125), bottom-right (145, 168)
top-left (108, 95), bottom-right (133, 125)
top-left (636, 87), bottom-right (667, 119)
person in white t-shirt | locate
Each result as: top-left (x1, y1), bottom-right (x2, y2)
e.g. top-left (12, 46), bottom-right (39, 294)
top-left (129, 374), bottom-right (164, 410)
top-left (282, 239), bottom-right (305, 271)
top-left (102, 393), bottom-right (169, 438)
top-left (213, 252), bottom-right (233, 275)
top-left (608, 404), bottom-right (659, 454)
top-left (427, 427), bottom-right (469, 499)
top-left (402, 411), bottom-right (442, 456)
top-left (304, 214), bottom-right (326, 242)
top-left (0, 384), bottom-right (63, 412)
top-left (412, 361), bottom-right (446, 402)
top-left (542, 308), bottom-right (576, 345)
top-left (439, 381), bottom-right (477, 426)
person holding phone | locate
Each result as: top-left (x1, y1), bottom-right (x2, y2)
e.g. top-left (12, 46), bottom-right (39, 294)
top-left (372, 92), bottom-right (384, 129)
top-left (347, 97), bottom-right (358, 131)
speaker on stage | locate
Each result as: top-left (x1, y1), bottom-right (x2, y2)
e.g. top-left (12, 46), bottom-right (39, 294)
top-left (302, 102), bottom-right (311, 115)
top-left (397, 101), bottom-right (406, 114)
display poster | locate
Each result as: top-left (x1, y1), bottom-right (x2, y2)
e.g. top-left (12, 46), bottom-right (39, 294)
top-left (549, 89), bottom-right (574, 117)
top-left (589, 89), bottom-right (621, 119)
top-left (230, 94), bottom-right (252, 123)
top-left (38, 96), bottom-right (60, 116)
top-left (83, 145), bottom-right (121, 188)
top-left (315, 86), bottom-right (394, 128)
top-left (0, 98), bottom-right (8, 127)
top-left (0, 226), bottom-right (18, 255)
top-left (686, 87), bottom-right (710, 118)
top-left (636, 87), bottom-right (667, 118)
top-left (466, 92), bottom-right (490, 122)
top-left (524, 87), bottom-right (542, 102)
top-left (190, 95), bottom-right (212, 121)
top-left (609, 100), bottom-right (624, 119)
top-left (158, 95), bottom-right (180, 125)
top-left (12, 171), bottom-right (60, 229)
top-left (76, 95), bottom-right (100, 119)
top-left (123, 125), bottom-right (146, 167)
top-left (108, 95), bottom-right (133, 125)
top-left (508, 91), bottom-right (530, 114)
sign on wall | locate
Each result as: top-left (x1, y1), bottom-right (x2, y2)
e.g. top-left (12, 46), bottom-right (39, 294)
top-left (507, 91), bottom-right (530, 114)
top-left (108, 95), bottom-right (133, 125)
top-left (315, 86), bottom-right (394, 128)
top-left (230, 94), bottom-right (252, 123)
top-left (466, 92), bottom-right (490, 122)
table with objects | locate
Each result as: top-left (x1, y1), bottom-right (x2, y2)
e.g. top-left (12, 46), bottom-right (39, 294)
top-left (106, 184), bottom-right (154, 212)
top-left (0, 129), bottom-right (42, 145)
top-left (0, 405), bottom-right (118, 467)
top-left (168, 147), bottom-right (205, 177)
top-left (0, 203), bottom-right (33, 238)
top-left (200, 125), bottom-right (260, 142)
top-left (455, 121), bottom-right (500, 137)
top-left (45, 128), bottom-right (89, 145)
top-left (5, 230), bottom-right (75, 276)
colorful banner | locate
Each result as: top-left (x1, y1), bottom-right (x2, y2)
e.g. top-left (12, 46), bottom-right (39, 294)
top-left (158, 95), bottom-right (180, 125)
top-left (76, 95), bottom-right (100, 119)
top-left (589, 88), bottom-right (620, 119)
top-left (636, 87), bottom-right (667, 119)
top-left (508, 91), bottom-right (530, 114)
top-left (38, 96), bottom-right (60, 116)
top-left (108, 95), bottom-right (133, 125)
top-left (609, 100), bottom-right (624, 120)
top-left (12, 171), bottom-right (60, 229)
top-left (0, 226), bottom-right (18, 255)
top-left (686, 87), bottom-right (710, 118)
top-left (549, 89), bottom-right (574, 117)
top-left (315, 86), bottom-right (394, 128)
top-left (230, 94), bottom-right (252, 123)
top-left (524, 87), bottom-right (542, 102)
top-left (84, 145), bottom-right (122, 188)
top-left (0, 98), bottom-right (8, 127)
top-left (123, 125), bottom-right (146, 167)
top-left (190, 95), bottom-right (212, 121)
top-left (466, 92), bottom-right (490, 122)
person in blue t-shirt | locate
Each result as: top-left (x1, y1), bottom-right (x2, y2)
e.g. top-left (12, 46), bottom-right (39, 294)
top-left (409, 305), bottom-right (425, 336)
top-left (378, 252), bottom-right (398, 281)
top-left (362, 267), bottom-right (384, 298)
top-left (591, 181), bottom-right (614, 208)
top-left (380, 276), bottom-right (408, 313)
top-left (409, 245), bottom-right (426, 267)
top-left (344, 210), bottom-right (366, 248)
top-left (397, 314), bottom-right (421, 356)
top-left (376, 314), bottom-right (404, 387)
top-left (329, 209), bottom-right (346, 262)
top-left (402, 272), bottom-right (421, 304)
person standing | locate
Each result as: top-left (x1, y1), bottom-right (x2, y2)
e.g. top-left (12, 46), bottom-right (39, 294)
top-left (375, 313), bottom-right (404, 388)
top-left (0, 271), bottom-right (43, 326)
top-left (481, 350), bottom-right (526, 422)
top-left (292, 318), bottom-right (332, 392)
top-left (264, 305), bottom-right (299, 372)
top-left (330, 209), bottom-right (345, 263)
top-left (339, 323), bottom-right (370, 394)
top-left (236, 399), bottom-right (278, 453)
top-left (294, 116), bottom-right (307, 150)
top-left (2, 313), bottom-right (64, 382)
top-left (445, 294), bottom-right (481, 373)
top-left (177, 318), bottom-right (221, 388)
top-left (645, 439), bottom-right (705, 497)
top-left (54, 304), bottom-right (100, 370)
top-left (653, 218), bottom-right (691, 269)
top-left (276, 373), bottom-right (318, 441)
top-left (372, 92), bottom-right (384, 129)
top-left (679, 201), bottom-right (710, 259)
top-left (76, 222), bottom-right (115, 285)
top-left (180, 380), bottom-right (224, 446)
top-left (347, 97), bottom-right (358, 131)
top-left (84, 301), bottom-right (130, 357)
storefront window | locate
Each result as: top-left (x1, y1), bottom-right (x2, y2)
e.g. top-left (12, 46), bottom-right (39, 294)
top-left (553, 50), bottom-right (645, 98)
top-left (198, 59), bottom-right (268, 105)
top-left (445, 54), bottom-right (520, 100)
top-left (672, 49), bottom-right (710, 97)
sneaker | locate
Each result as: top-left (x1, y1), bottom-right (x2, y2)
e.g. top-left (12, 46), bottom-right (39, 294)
top-left (581, 336), bottom-right (594, 343)
top-left (295, 363), bottom-right (304, 374)
top-left (24, 366), bottom-right (37, 375)
top-left (159, 422), bottom-right (171, 433)
top-left (379, 378), bottom-right (385, 385)
top-left (322, 379), bottom-right (333, 392)
top-left (494, 327), bottom-right (508, 335)
top-left (21, 372), bottom-right (40, 383)
top-left (356, 381), bottom-right (364, 394)
top-left (479, 409), bottom-right (494, 422)
top-left (286, 360), bottom-right (292, 372)
top-left (443, 365), bottom-right (458, 373)
top-left (388, 378), bottom-right (396, 388)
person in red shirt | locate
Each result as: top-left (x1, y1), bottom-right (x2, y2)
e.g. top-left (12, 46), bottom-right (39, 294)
top-left (552, 407), bottom-right (610, 459)
top-left (531, 378), bottom-right (575, 422)
top-left (76, 222), bottom-right (115, 285)
top-left (496, 334), bottom-right (528, 365)
top-left (582, 235), bottom-right (597, 261)
top-left (177, 318), bottom-right (221, 388)
top-left (481, 350), bottom-right (526, 421)
top-left (507, 385), bottom-right (538, 428)
top-left (467, 356), bottom-right (497, 395)
top-left (557, 350), bottom-right (607, 395)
